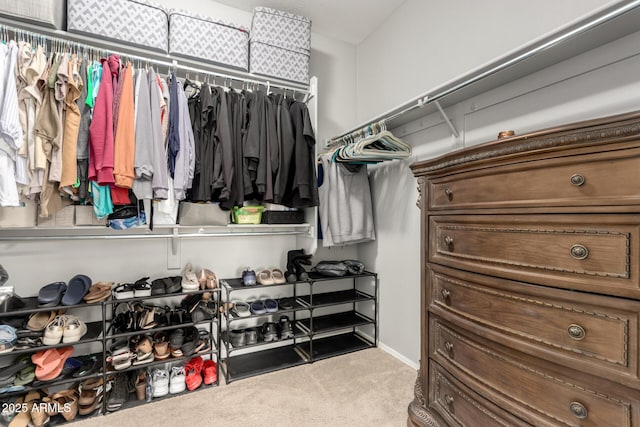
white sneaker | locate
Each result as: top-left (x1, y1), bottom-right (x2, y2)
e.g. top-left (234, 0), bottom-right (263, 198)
top-left (169, 366), bottom-right (186, 394)
top-left (182, 263), bottom-right (199, 292)
top-left (152, 368), bottom-right (169, 397)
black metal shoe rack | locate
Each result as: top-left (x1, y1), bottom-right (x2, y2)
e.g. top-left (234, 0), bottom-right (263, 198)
top-left (220, 271), bottom-right (377, 383)
top-left (0, 287), bottom-right (221, 424)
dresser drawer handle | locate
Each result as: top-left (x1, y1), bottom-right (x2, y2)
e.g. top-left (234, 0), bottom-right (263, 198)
top-left (444, 188), bottom-right (453, 200)
top-left (443, 235), bottom-right (454, 247)
top-left (567, 324), bottom-right (586, 340)
top-left (444, 341), bottom-right (454, 352)
top-left (441, 289), bottom-right (451, 300)
top-left (569, 401), bottom-right (588, 419)
top-left (444, 395), bottom-right (454, 406)
top-left (570, 174), bottom-right (586, 186)
top-left (570, 244), bottom-right (589, 260)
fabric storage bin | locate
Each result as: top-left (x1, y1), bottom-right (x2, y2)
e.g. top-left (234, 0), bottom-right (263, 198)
top-left (67, 0), bottom-right (169, 53)
top-left (249, 40), bottom-right (309, 84)
top-left (0, 0), bottom-right (66, 29)
top-left (75, 205), bottom-right (106, 226)
top-left (251, 7), bottom-right (311, 52)
top-left (0, 199), bottom-right (37, 228)
top-left (249, 7), bottom-right (311, 84)
top-left (169, 10), bottom-right (249, 71)
top-left (178, 202), bottom-right (229, 226)
top-left (37, 201), bottom-right (75, 227)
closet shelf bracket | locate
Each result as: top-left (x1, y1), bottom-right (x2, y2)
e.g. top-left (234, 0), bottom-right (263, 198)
top-left (434, 100), bottom-right (459, 137)
top-left (171, 227), bottom-right (179, 256)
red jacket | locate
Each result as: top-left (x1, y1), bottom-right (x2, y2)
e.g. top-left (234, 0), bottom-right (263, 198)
top-left (88, 58), bottom-right (115, 185)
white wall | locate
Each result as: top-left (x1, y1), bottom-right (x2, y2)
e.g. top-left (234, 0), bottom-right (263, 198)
top-left (357, 0), bottom-right (639, 368)
top-left (355, 0), bottom-right (619, 124)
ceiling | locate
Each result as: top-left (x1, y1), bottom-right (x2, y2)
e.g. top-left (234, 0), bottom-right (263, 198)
top-left (212, 0), bottom-right (408, 45)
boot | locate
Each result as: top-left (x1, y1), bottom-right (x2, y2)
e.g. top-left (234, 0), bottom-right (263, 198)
top-left (285, 249), bottom-right (305, 282)
top-left (292, 252), bottom-right (312, 281)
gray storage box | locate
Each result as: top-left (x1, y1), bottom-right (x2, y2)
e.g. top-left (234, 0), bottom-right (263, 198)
top-left (249, 40), bottom-right (309, 84)
top-left (251, 7), bottom-right (311, 52)
top-left (67, 0), bottom-right (169, 53)
top-left (0, 199), bottom-right (36, 228)
top-left (169, 10), bottom-right (249, 70)
top-left (250, 7), bottom-right (311, 84)
top-left (178, 202), bottom-right (229, 226)
top-left (0, 0), bottom-right (66, 29)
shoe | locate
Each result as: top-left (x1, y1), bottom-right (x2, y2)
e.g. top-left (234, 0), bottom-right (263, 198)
top-left (257, 270), bottom-right (274, 285)
top-left (84, 282), bottom-right (113, 303)
top-left (42, 315), bottom-right (66, 345)
top-left (202, 359), bottom-right (217, 385)
top-left (135, 370), bottom-right (147, 400)
top-left (278, 315), bottom-right (294, 339)
top-left (165, 276), bottom-right (182, 293)
top-left (264, 298), bottom-right (278, 313)
top-left (151, 368), bottom-right (169, 397)
top-left (169, 328), bottom-right (184, 350)
top-left (181, 327), bottom-right (199, 357)
top-left (0, 325), bottom-right (17, 354)
top-left (113, 283), bottom-right (135, 300)
top-left (73, 355), bottom-right (99, 378)
top-left (37, 282), bottom-right (67, 307)
top-left (32, 347), bottom-right (74, 381)
top-left (182, 263), bottom-right (200, 292)
top-left (242, 267), bottom-right (257, 286)
top-left (196, 329), bottom-right (211, 354)
top-left (250, 300), bottom-right (267, 315)
top-left (48, 389), bottom-right (79, 421)
top-left (153, 332), bottom-right (170, 360)
top-left (61, 274), bottom-right (92, 306)
top-left (229, 329), bottom-right (246, 347)
top-left (184, 356), bottom-right (203, 391)
top-left (151, 278), bottom-right (167, 295)
top-left (279, 297), bottom-right (294, 310)
top-left (106, 373), bottom-right (128, 412)
top-left (26, 311), bottom-right (56, 332)
top-left (261, 322), bottom-right (278, 342)
top-left (271, 268), bottom-right (286, 284)
top-left (62, 315), bottom-right (88, 343)
top-left (169, 366), bottom-right (186, 394)
top-left (133, 277), bottom-right (152, 297)
top-left (204, 269), bottom-right (218, 289)
top-left (231, 301), bottom-right (251, 318)
top-left (245, 328), bottom-right (258, 345)
top-left (78, 377), bottom-right (103, 415)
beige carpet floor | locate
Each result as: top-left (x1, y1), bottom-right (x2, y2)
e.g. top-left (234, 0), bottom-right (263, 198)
top-left (72, 348), bottom-right (416, 427)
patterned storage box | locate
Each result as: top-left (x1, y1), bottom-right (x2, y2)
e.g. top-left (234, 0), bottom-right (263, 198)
top-left (0, 0), bottom-right (66, 29)
top-left (169, 10), bottom-right (249, 71)
top-left (251, 7), bottom-right (311, 52)
top-left (250, 7), bottom-right (311, 84)
top-left (67, 0), bottom-right (169, 53)
top-left (249, 40), bottom-right (309, 83)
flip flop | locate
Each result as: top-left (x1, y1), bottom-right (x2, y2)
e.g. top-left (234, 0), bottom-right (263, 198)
top-left (271, 268), bottom-right (287, 284)
top-left (257, 270), bottom-right (275, 285)
top-left (62, 275), bottom-right (92, 306)
top-left (36, 347), bottom-right (74, 381)
top-left (37, 282), bottom-right (67, 307)
top-left (26, 311), bottom-right (56, 332)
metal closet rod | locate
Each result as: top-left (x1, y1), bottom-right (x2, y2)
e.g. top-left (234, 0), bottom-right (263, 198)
top-left (327, 0), bottom-right (640, 146)
top-left (0, 22), bottom-right (309, 95)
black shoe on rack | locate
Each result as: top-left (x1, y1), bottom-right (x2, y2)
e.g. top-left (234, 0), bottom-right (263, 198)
top-left (261, 322), bottom-right (278, 342)
top-left (278, 316), bottom-right (294, 340)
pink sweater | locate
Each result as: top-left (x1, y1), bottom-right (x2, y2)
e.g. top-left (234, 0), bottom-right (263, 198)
top-left (88, 58), bottom-right (115, 185)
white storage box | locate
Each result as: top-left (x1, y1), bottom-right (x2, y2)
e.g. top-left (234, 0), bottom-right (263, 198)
top-left (249, 40), bottom-right (309, 84)
top-left (0, 199), bottom-right (37, 228)
top-left (178, 202), bottom-right (229, 226)
top-left (67, 0), bottom-right (169, 52)
top-left (169, 10), bottom-right (249, 70)
top-left (37, 201), bottom-right (75, 227)
top-left (250, 7), bottom-right (311, 84)
top-left (0, 0), bottom-right (66, 29)
top-left (75, 205), bottom-right (107, 226)
top-left (251, 7), bottom-right (311, 52)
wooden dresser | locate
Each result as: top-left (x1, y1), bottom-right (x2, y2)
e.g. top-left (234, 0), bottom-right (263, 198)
top-left (408, 111), bottom-right (640, 427)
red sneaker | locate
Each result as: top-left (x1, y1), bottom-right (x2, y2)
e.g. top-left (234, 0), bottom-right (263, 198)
top-left (202, 359), bottom-right (217, 385)
top-left (185, 356), bottom-right (203, 391)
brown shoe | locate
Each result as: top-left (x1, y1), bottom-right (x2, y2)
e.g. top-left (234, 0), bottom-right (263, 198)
top-left (135, 371), bottom-right (147, 401)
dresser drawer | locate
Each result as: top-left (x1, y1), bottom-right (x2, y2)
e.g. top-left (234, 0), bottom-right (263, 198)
top-left (429, 361), bottom-right (530, 427)
top-left (431, 319), bottom-right (639, 427)
top-left (429, 264), bottom-right (640, 388)
top-left (429, 214), bottom-right (640, 298)
top-left (429, 147), bottom-right (640, 211)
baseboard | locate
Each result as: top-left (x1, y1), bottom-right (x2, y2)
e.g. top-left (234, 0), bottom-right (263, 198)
top-left (377, 341), bottom-right (419, 370)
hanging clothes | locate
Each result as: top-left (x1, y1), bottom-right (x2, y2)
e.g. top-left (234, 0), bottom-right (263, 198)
top-left (60, 54), bottom-right (83, 192)
top-left (273, 93), bottom-right (295, 205)
top-left (149, 68), bottom-right (168, 200)
top-left (287, 100), bottom-right (319, 208)
top-left (75, 58), bottom-right (91, 202)
top-left (318, 152), bottom-right (375, 247)
top-left (88, 57), bottom-right (114, 186)
top-left (167, 72), bottom-right (180, 178)
top-left (113, 62), bottom-right (136, 190)
top-left (173, 83), bottom-right (195, 201)
top-left (0, 42), bottom-right (22, 207)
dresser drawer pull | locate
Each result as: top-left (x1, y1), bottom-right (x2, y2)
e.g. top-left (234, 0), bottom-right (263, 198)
top-left (570, 174), bottom-right (586, 186)
top-left (569, 401), bottom-right (588, 419)
top-left (570, 244), bottom-right (589, 260)
top-left (444, 395), bottom-right (454, 406)
top-left (443, 235), bottom-right (454, 247)
top-left (444, 188), bottom-right (453, 200)
top-left (444, 341), bottom-right (454, 353)
top-left (567, 324), bottom-right (586, 340)
top-left (441, 289), bottom-right (451, 300)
